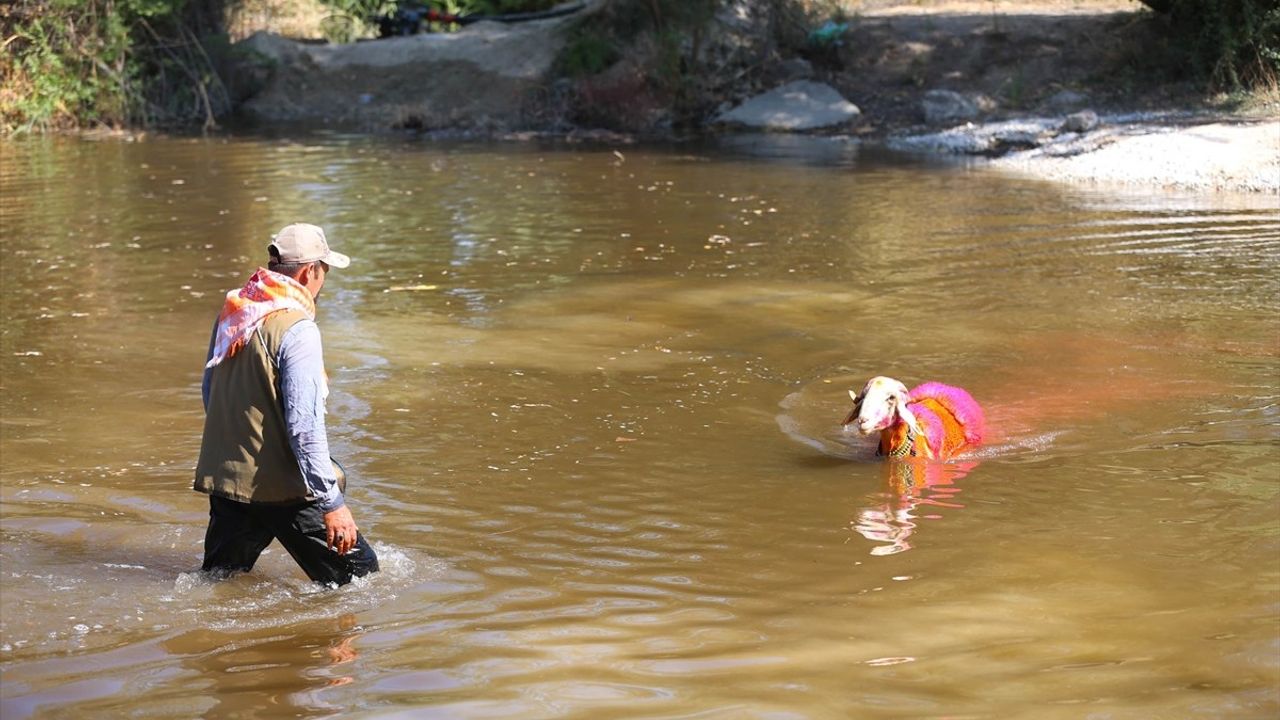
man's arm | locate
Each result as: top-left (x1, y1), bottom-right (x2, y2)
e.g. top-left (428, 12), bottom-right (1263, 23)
top-left (279, 320), bottom-right (361, 554)
top-left (277, 320), bottom-right (344, 513)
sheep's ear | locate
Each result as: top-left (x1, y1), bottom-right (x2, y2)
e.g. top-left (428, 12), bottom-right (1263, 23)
top-left (842, 390), bottom-right (863, 426)
top-left (896, 401), bottom-right (921, 434)
top-left (896, 401), bottom-right (935, 459)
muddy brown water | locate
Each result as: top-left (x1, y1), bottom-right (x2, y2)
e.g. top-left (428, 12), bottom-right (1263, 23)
top-left (1, 133), bottom-right (1277, 719)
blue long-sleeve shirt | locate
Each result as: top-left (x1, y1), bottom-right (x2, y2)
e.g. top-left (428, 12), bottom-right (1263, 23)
top-left (203, 319), bottom-right (345, 512)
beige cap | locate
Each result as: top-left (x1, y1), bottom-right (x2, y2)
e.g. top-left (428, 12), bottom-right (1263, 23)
top-left (268, 223), bottom-right (351, 269)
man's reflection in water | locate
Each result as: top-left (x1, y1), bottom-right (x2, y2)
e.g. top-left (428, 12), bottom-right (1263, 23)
top-left (167, 611), bottom-right (368, 718)
top-left (324, 614), bottom-right (361, 687)
top-left (852, 460), bottom-right (978, 556)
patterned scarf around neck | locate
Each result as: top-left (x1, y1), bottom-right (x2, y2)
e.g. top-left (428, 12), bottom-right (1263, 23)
top-left (206, 268), bottom-right (316, 369)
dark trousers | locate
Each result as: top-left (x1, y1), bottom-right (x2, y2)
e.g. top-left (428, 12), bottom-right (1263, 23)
top-left (202, 495), bottom-right (379, 586)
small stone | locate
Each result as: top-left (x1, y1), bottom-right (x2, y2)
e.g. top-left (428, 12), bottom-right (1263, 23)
top-left (972, 93), bottom-right (1000, 113)
top-left (1062, 110), bottom-right (1100, 133)
top-left (921, 89), bottom-right (979, 125)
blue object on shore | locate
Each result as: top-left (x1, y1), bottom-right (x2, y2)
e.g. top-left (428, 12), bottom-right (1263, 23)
top-left (809, 20), bottom-right (849, 47)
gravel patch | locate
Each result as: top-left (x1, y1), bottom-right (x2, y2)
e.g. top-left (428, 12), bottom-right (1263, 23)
top-left (989, 120), bottom-right (1280, 193)
top-left (890, 117), bottom-right (1278, 194)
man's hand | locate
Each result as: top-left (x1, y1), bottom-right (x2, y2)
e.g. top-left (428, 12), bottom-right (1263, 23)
top-left (324, 505), bottom-right (359, 555)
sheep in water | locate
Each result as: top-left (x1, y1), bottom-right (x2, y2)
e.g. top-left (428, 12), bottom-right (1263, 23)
top-left (842, 376), bottom-right (986, 460)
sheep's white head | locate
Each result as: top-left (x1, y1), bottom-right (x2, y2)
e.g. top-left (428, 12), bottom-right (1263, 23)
top-left (842, 376), bottom-right (914, 436)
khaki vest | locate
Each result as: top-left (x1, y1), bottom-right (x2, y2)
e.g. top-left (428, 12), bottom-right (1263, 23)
top-left (194, 310), bottom-right (314, 504)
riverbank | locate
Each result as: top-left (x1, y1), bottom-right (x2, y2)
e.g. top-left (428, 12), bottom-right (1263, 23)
top-left (828, 1), bottom-right (1279, 193)
top-left (222, 0), bottom-right (1277, 194)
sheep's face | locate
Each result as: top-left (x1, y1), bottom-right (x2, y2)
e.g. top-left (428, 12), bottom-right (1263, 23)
top-left (843, 376), bottom-right (910, 435)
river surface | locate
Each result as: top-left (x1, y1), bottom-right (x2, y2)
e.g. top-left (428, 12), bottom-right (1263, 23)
top-left (1, 133), bottom-right (1277, 719)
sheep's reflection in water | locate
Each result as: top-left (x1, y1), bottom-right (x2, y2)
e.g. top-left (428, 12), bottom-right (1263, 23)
top-left (852, 459), bottom-right (978, 556)
top-left (774, 381), bottom-right (988, 556)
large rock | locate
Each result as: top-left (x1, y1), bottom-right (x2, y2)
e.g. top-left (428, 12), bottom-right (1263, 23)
top-left (236, 2), bottom-right (603, 130)
top-left (921, 89), bottom-right (979, 125)
top-left (715, 81), bottom-right (861, 131)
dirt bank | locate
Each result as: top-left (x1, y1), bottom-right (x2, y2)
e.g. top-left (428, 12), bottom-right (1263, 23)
top-left (240, 0), bottom-right (1167, 132)
top-left (816, 1), bottom-right (1146, 133)
top-left (231, 0), bottom-right (1279, 193)
top-left (804, 1), bottom-right (1279, 193)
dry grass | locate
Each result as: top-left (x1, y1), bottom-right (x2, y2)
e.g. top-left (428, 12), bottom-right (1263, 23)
top-left (225, 0), bottom-right (332, 41)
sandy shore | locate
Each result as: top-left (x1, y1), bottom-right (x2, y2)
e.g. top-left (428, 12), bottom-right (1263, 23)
top-left (989, 120), bottom-right (1280, 194)
top-left (887, 115), bottom-right (1279, 194)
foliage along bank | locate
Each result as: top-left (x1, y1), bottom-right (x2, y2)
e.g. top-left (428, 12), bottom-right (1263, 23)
top-left (1, 0), bottom-right (1276, 134)
top-left (1, 0), bottom-right (234, 132)
top-left (0, 0), bottom-right (568, 132)
top-left (1133, 0), bottom-right (1280, 91)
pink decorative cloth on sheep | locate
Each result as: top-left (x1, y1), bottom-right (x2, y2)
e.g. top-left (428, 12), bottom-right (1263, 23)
top-left (901, 382), bottom-right (985, 459)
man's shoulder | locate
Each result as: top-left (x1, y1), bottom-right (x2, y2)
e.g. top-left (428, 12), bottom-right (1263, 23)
top-left (262, 310), bottom-right (314, 339)
top-left (277, 314), bottom-right (323, 355)
top-left (260, 311), bottom-right (318, 359)
top-left (263, 309), bottom-right (312, 330)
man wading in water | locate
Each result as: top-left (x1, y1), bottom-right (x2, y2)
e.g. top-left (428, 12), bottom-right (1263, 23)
top-left (194, 223), bottom-right (379, 586)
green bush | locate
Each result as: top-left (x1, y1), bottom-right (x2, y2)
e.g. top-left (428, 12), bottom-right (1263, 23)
top-left (312, 0), bottom-right (561, 39)
top-left (2, 1), bottom-right (129, 132)
top-left (557, 27), bottom-right (621, 77)
top-left (553, 0), bottom-right (719, 85)
top-left (1, 0), bottom-right (233, 133)
top-left (1137, 0), bottom-right (1279, 89)
top-left (316, 0), bottom-right (396, 41)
